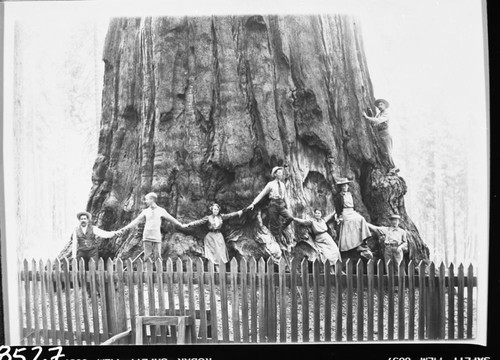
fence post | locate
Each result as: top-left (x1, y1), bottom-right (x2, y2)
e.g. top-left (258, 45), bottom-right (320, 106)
top-left (290, 257), bottom-right (299, 343)
top-left (366, 259), bottom-right (374, 341)
top-left (397, 260), bottom-right (405, 340)
top-left (467, 264), bottom-right (474, 339)
top-left (418, 261), bottom-right (426, 339)
top-left (448, 263), bottom-right (455, 340)
top-left (438, 263), bottom-right (446, 339)
top-left (301, 258), bottom-right (309, 342)
top-left (377, 259), bottom-right (384, 340)
top-left (356, 260), bottom-right (364, 341)
top-left (313, 259), bottom-right (321, 342)
top-left (387, 260), bottom-right (394, 340)
top-left (408, 260), bottom-right (415, 340)
top-left (258, 258), bottom-right (266, 342)
top-left (324, 260), bottom-right (332, 342)
top-left (346, 259), bottom-right (353, 341)
top-left (335, 259), bottom-right (344, 342)
top-left (457, 264), bottom-right (465, 339)
top-left (115, 259), bottom-right (127, 344)
top-left (105, 258), bottom-right (117, 340)
top-left (249, 258), bottom-right (258, 343)
top-left (267, 258), bottom-right (276, 342)
top-left (427, 262), bottom-right (437, 339)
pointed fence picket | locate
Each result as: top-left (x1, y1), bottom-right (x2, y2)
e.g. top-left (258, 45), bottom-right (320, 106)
top-left (19, 257), bottom-right (477, 345)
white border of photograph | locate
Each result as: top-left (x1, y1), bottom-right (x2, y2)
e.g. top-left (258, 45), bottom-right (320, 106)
top-left (1, 0), bottom-right (489, 346)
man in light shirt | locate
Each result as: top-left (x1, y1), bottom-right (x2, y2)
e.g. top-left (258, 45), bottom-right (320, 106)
top-left (117, 192), bottom-right (184, 262)
top-left (362, 98), bottom-right (399, 174)
top-left (246, 166), bottom-right (294, 246)
top-left (71, 211), bottom-right (117, 269)
top-left (367, 214), bottom-right (407, 272)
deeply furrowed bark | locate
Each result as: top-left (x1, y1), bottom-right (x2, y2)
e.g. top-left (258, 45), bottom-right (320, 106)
top-left (59, 15), bottom-right (429, 265)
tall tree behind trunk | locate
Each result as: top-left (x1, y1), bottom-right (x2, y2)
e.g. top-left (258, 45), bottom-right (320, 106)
top-left (441, 190), bottom-right (449, 266)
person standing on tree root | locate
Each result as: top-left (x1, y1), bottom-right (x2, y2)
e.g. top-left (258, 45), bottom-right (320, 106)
top-left (117, 192), bottom-right (185, 263)
top-left (362, 98), bottom-right (399, 174)
top-left (333, 178), bottom-right (373, 259)
top-left (293, 209), bottom-right (341, 266)
top-left (366, 214), bottom-right (407, 273)
top-left (71, 211), bottom-right (118, 270)
top-left (246, 166), bottom-right (294, 247)
top-left (183, 203), bottom-right (243, 266)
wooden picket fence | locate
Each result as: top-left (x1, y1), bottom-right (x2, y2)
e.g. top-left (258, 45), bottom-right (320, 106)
top-left (18, 257), bottom-right (477, 345)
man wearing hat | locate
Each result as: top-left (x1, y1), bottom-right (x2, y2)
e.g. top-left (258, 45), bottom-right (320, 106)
top-left (71, 211), bottom-right (118, 268)
top-left (367, 214), bottom-right (407, 272)
top-left (246, 166), bottom-right (294, 245)
top-left (362, 99), bottom-right (398, 174)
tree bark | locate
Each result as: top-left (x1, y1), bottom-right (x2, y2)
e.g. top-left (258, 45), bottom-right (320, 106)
top-left (59, 15), bottom-right (429, 264)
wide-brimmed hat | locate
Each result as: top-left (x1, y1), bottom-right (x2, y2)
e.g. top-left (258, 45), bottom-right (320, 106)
top-left (389, 214), bottom-right (401, 219)
top-left (336, 177), bottom-right (351, 185)
top-left (271, 166), bottom-right (284, 177)
top-left (375, 99), bottom-right (389, 108)
top-left (76, 211), bottom-right (92, 220)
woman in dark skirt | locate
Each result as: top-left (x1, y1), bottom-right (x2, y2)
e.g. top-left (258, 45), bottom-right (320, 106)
top-left (184, 203), bottom-right (243, 265)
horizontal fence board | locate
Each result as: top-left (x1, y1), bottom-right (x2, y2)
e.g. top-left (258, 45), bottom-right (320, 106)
top-left (20, 269), bottom-right (479, 289)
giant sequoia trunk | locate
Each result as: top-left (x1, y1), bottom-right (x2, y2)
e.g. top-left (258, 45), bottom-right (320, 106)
top-left (60, 15), bottom-right (429, 265)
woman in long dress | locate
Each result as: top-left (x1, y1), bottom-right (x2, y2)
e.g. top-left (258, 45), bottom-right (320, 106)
top-left (293, 209), bottom-right (341, 265)
top-left (333, 178), bottom-right (373, 258)
top-left (184, 203), bottom-right (243, 265)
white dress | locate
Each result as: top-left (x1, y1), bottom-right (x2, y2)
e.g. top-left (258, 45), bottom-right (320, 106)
top-left (338, 193), bottom-right (371, 251)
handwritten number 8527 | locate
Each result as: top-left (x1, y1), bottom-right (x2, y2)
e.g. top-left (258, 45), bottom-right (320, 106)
top-left (0, 345), bottom-right (65, 360)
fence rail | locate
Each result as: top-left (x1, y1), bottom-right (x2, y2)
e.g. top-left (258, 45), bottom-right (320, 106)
top-left (19, 257), bottom-right (477, 345)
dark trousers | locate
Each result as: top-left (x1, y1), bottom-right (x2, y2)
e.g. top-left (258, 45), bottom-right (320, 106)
top-left (77, 247), bottom-right (99, 270)
top-left (76, 247), bottom-right (100, 296)
top-left (268, 199), bottom-right (293, 244)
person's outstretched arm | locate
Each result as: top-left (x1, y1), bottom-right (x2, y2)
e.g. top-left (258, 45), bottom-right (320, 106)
top-left (221, 210), bottom-right (244, 221)
top-left (366, 222), bottom-right (383, 232)
top-left (160, 208), bottom-right (184, 228)
top-left (293, 217), bottom-right (312, 227)
top-left (184, 216), bottom-right (209, 228)
top-left (323, 211), bottom-right (337, 224)
top-left (247, 183), bottom-right (271, 210)
top-left (93, 227), bottom-right (118, 238)
top-left (117, 211), bottom-right (146, 235)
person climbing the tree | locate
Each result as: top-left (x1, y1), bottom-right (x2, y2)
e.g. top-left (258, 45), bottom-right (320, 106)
top-left (71, 211), bottom-right (118, 269)
top-left (366, 214), bottom-right (407, 273)
top-left (333, 178), bottom-right (373, 259)
top-left (362, 98), bottom-right (399, 174)
top-left (183, 203), bottom-right (243, 267)
top-left (246, 166), bottom-right (294, 247)
top-left (293, 208), bottom-right (341, 265)
top-left (116, 192), bottom-right (185, 262)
